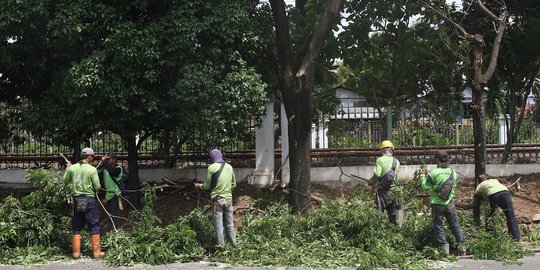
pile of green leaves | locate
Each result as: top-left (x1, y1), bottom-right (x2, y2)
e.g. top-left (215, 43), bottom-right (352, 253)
top-left (219, 191), bottom-right (432, 270)
top-left (0, 169), bottom-right (72, 265)
top-left (103, 184), bottom-right (213, 266)
top-left (524, 226), bottom-right (540, 245)
top-left (461, 214), bottom-right (533, 262)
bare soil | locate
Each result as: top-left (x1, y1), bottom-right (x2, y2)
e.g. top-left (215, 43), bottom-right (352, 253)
top-left (455, 173), bottom-right (540, 220)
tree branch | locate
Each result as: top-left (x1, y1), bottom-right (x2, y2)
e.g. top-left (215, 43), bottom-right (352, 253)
top-left (481, 12), bottom-right (507, 83)
top-left (476, 0), bottom-right (502, 23)
top-left (269, 0), bottom-right (295, 81)
top-left (296, 0), bottom-right (343, 79)
top-left (419, 0), bottom-right (470, 38)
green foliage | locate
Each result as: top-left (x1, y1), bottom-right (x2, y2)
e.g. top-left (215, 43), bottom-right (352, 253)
top-left (221, 193), bottom-right (432, 269)
top-left (183, 208), bottom-right (217, 248)
top-left (524, 226), bottom-right (540, 245)
top-left (459, 212), bottom-right (533, 262)
top-left (516, 116), bottom-right (540, 143)
top-left (0, 169), bottom-right (71, 264)
top-left (464, 229), bottom-right (533, 262)
top-left (23, 169), bottom-right (72, 215)
top-left (3, 0), bottom-right (270, 170)
top-left (339, 0), bottom-right (465, 112)
top-left (0, 246), bottom-right (66, 265)
top-left (103, 186), bottom-right (210, 266)
top-left (0, 169), bottom-right (535, 268)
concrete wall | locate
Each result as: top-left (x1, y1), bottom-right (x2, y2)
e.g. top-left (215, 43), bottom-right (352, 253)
top-left (2, 164), bottom-right (539, 189)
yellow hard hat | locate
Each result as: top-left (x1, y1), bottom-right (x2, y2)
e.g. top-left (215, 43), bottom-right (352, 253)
top-left (380, 140), bottom-right (394, 149)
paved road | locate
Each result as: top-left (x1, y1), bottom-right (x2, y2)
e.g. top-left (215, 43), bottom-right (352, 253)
top-left (0, 254), bottom-right (539, 270)
top-left (443, 254), bottom-right (540, 270)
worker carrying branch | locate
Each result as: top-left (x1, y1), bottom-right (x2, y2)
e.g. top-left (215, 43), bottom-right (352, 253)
top-left (370, 140), bottom-right (401, 225)
top-left (473, 174), bottom-right (520, 241)
top-left (98, 152), bottom-right (124, 231)
top-left (194, 149), bottom-right (237, 247)
top-left (63, 147), bottom-right (105, 259)
top-left (417, 150), bottom-right (464, 256)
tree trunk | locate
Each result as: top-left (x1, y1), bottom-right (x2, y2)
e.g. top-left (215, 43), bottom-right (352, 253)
top-left (269, 0), bottom-right (343, 214)
top-left (285, 77), bottom-right (313, 214)
top-left (124, 135), bottom-right (141, 209)
top-left (71, 139), bottom-right (82, 163)
top-left (501, 80), bottom-right (534, 163)
top-left (469, 38), bottom-right (486, 186)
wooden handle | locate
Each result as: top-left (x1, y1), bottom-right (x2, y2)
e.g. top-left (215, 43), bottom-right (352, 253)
top-left (59, 153), bottom-right (69, 163)
top-left (118, 197), bottom-right (124, 211)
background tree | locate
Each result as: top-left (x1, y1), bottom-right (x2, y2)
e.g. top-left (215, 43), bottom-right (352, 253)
top-left (338, 0), bottom-right (466, 141)
top-left (1, 0), bottom-right (269, 208)
top-left (339, 0), bottom-right (424, 119)
top-left (497, 0), bottom-right (540, 163)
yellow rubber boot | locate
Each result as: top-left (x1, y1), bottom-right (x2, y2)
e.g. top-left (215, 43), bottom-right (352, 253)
top-left (72, 234), bottom-right (81, 259)
top-left (90, 234), bottom-right (105, 258)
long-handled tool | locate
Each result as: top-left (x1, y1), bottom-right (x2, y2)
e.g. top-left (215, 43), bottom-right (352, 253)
top-left (59, 153), bottom-right (70, 164)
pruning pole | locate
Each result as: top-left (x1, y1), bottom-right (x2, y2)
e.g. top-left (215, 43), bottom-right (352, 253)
top-left (96, 193), bottom-right (118, 232)
top-left (59, 153), bottom-right (70, 163)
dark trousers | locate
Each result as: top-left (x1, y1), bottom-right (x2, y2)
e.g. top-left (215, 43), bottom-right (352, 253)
top-left (72, 196), bottom-right (100, 235)
top-left (432, 201), bottom-right (463, 246)
top-left (376, 189), bottom-right (398, 224)
top-left (487, 191), bottom-right (520, 241)
top-left (107, 196), bottom-right (120, 229)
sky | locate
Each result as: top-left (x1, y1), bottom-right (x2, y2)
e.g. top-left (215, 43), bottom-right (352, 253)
top-left (282, 0), bottom-right (462, 9)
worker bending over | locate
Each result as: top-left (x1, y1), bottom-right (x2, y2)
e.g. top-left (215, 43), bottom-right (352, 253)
top-left (473, 174), bottom-right (520, 241)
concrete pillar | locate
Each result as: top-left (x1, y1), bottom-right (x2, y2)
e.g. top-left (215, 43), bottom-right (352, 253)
top-left (253, 101), bottom-right (275, 187)
top-left (280, 103), bottom-right (290, 186)
top-left (311, 123), bottom-right (317, 148)
top-left (320, 120), bottom-right (329, 148)
top-left (498, 115), bottom-right (508, 145)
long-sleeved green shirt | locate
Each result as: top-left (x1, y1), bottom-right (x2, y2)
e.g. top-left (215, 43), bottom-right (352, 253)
top-left (419, 165), bottom-right (457, 205)
top-left (63, 162), bottom-right (100, 197)
top-left (475, 179), bottom-right (508, 199)
top-left (103, 166), bottom-right (123, 201)
top-left (370, 155), bottom-right (400, 189)
top-left (200, 162), bottom-right (236, 199)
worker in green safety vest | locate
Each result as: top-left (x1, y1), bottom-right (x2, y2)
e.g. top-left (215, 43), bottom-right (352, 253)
top-left (417, 150), bottom-right (464, 256)
top-left (370, 140), bottom-right (400, 225)
top-left (473, 174), bottom-right (520, 241)
top-left (63, 147), bottom-right (105, 259)
top-left (98, 152), bottom-right (124, 231)
top-left (194, 148), bottom-right (237, 247)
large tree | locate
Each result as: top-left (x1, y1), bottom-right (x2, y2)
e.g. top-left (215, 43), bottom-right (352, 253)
top-left (1, 0), bottom-right (269, 207)
top-left (268, 0), bottom-right (343, 213)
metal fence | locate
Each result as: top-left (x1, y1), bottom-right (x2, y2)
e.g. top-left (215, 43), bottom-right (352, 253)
top-left (1, 98), bottom-right (540, 169)
top-left (317, 98), bottom-right (540, 148)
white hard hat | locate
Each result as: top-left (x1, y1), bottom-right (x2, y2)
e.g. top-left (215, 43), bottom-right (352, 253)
top-left (81, 147), bottom-right (95, 156)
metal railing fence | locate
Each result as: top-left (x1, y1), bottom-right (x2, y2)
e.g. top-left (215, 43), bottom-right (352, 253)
top-left (1, 98), bottom-right (540, 169)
